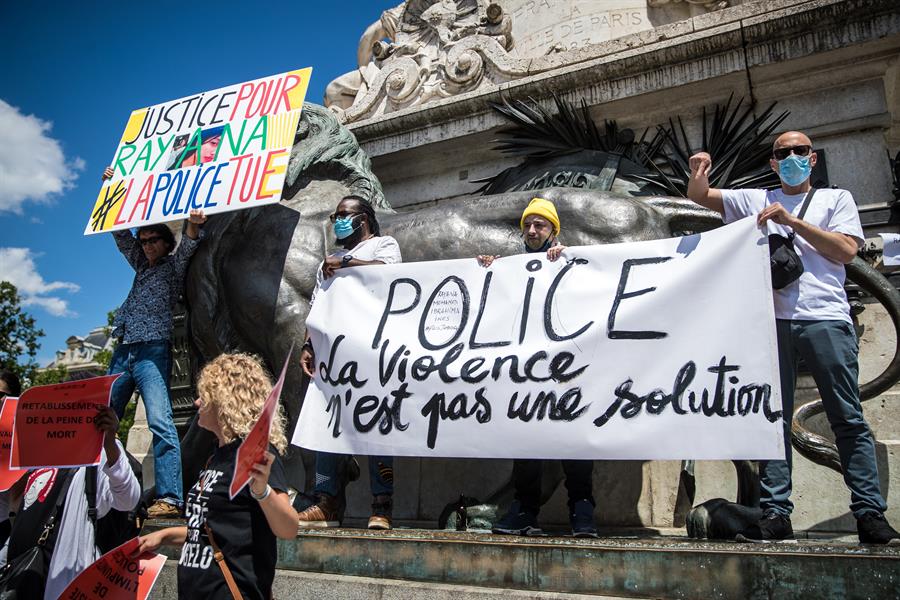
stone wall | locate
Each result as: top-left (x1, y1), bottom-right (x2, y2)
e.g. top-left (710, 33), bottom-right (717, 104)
top-left (349, 0), bottom-right (899, 211)
top-left (499, 0), bottom-right (701, 56)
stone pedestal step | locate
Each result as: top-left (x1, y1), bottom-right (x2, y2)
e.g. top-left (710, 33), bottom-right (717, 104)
top-left (147, 525), bottom-right (900, 599)
top-left (152, 568), bottom-right (634, 599)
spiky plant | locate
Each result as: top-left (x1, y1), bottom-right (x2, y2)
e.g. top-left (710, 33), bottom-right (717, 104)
top-left (477, 93), bottom-right (789, 197)
top-left (631, 95), bottom-right (789, 197)
top-left (474, 94), bottom-right (646, 194)
top-left (489, 93), bottom-right (639, 158)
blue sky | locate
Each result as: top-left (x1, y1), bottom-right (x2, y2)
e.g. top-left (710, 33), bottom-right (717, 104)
top-left (0, 0), bottom-right (395, 366)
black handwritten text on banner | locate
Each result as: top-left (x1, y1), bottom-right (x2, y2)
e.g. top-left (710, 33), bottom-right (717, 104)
top-left (293, 218), bottom-right (784, 460)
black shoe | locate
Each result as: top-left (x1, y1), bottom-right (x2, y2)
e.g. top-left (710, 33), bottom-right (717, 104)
top-left (492, 501), bottom-right (542, 536)
top-left (735, 511), bottom-right (795, 543)
top-left (857, 513), bottom-right (900, 545)
top-left (570, 499), bottom-right (599, 538)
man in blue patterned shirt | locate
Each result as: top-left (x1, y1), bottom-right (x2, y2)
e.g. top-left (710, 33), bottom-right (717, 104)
top-left (104, 166), bottom-right (207, 519)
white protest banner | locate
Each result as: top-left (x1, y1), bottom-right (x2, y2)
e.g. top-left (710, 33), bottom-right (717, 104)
top-left (85, 68), bottom-right (311, 235)
top-left (293, 217), bottom-right (785, 460)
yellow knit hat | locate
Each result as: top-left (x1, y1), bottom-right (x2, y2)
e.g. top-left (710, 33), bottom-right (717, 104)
top-left (520, 197), bottom-right (560, 235)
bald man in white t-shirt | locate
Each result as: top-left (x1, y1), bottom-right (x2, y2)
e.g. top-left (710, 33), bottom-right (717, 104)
top-left (687, 131), bottom-right (898, 545)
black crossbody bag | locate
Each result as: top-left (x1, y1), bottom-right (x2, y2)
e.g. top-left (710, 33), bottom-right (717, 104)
top-left (768, 187), bottom-right (816, 289)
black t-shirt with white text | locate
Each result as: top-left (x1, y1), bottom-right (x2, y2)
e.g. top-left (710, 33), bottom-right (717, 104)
top-left (177, 440), bottom-right (287, 600)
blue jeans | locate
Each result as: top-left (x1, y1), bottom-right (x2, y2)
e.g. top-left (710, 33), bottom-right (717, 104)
top-left (762, 320), bottom-right (887, 518)
top-left (108, 340), bottom-right (183, 505)
top-left (313, 452), bottom-right (393, 497)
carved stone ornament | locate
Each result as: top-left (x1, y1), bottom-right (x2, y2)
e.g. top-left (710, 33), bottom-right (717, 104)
top-left (326, 0), bottom-right (532, 123)
top-left (324, 0), bottom-right (737, 124)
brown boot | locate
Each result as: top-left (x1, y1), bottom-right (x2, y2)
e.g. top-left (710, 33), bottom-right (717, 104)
top-left (368, 494), bottom-right (393, 530)
top-left (147, 500), bottom-right (181, 519)
top-left (297, 493), bottom-right (340, 528)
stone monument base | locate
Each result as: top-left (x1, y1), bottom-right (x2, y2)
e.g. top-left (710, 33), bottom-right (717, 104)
top-left (146, 526), bottom-right (900, 599)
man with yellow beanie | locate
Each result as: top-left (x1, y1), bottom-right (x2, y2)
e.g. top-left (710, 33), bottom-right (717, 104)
top-left (477, 197), bottom-right (566, 265)
top-left (477, 197), bottom-right (598, 538)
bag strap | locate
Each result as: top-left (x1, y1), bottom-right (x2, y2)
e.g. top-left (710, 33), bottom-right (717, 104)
top-left (780, 187), bottom-right (816, 241)
top-left (204, 522), bottom-right (244, 600)
top-left (38, 469), bottom-right (77, 547)
top-left (85, 465), bottom-right (98, 525)
top-left (796, 187), bottom-right (817, 222)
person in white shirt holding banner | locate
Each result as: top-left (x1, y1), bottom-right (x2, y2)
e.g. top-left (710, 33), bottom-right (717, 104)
top-left (687, 130), bottom-right (899, 545)
top-left (299, 195), bottom-right (402, 530)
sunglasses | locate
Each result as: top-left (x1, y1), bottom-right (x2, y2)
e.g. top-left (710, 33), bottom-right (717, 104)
top-left (328, 211), bottom-right (361, 223)
top-left (139, 236), bottom-right (164, 246)
top-left (773, 145), bottom-right (812, 160)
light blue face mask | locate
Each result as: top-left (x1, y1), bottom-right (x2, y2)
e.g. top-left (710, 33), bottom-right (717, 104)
top-left (333, 215), bottom-right (360, 240)
top-left (777, 154), bottom-right (812, 187)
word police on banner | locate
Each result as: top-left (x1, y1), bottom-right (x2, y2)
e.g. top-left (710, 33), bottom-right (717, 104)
top-left (86, 68), bottom-right (311, 235)
top-left (293, 218), bottom-right (785, 460)
top-left (11, 375), bottom-right (118, 469)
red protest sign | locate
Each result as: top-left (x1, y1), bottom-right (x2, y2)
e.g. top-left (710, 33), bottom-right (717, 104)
top-left (59, 536), bottom-right (167, 600)
top-left (10, 374), bottom-right (119, 469)
top-left (0, 397), bottom-right (26, 491)
top-left (229, 348), bottom-right (292, 499)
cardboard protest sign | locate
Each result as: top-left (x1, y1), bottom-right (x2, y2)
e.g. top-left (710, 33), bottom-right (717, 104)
top-left (0, 397), bottom-right (26, 491)
top-left (85, 67), bottom-right (312, 235)
top-left (11, 375), bottom-right (118, 469)
top-left (230, 347), bottom-right (292, 499)
top-left (880, 233), bottom-right (900, 266)
top-left (294, 217), bottom-right (785, 460)
top-left (59, 537), bottom-right (167, 600)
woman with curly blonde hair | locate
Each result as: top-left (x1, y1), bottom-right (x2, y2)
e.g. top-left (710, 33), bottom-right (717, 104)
top-left (137, 353), bottom-right (298, 600)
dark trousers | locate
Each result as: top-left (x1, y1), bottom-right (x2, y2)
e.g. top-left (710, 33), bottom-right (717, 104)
top-left (513, 459), bottom-right (594, 514)
top-left (762, 319), bottom-right (887, 518)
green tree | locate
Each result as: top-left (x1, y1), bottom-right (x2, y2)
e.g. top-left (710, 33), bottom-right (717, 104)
top-left (0, 281), bottom-right (45, 385)
top-left (31, 364), bottom-right (68, 386)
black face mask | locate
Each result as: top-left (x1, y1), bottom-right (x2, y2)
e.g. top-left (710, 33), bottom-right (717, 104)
top-left (524, 235), bottom-right (553, 253)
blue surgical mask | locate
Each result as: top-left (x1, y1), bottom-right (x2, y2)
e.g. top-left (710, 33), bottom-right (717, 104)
top-left (777, 154), bottom-right (812, 187)
top-left (333, 215), bottom-right (359, 240)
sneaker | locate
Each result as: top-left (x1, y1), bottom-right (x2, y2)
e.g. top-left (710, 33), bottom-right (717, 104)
top-left (857, 513), bottom-right (900, 545)
top-left (297, 493), bottom-right (340, 528)
top-left (492, 501), bottom-right (542, 536)
top-left (147, 500), bottom-right (181, 519)
top-left (368, 494), bottom-right (393, 530)
top-left (570, 499), bottom-right (599, 538)
top-left (735, 511), bottom-right (795, 543)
